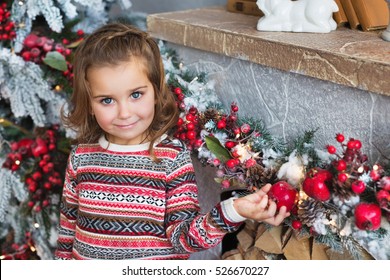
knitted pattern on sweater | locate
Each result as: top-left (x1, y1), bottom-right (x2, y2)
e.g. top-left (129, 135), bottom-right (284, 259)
top-left (55, 136), bottom-right (242, 260)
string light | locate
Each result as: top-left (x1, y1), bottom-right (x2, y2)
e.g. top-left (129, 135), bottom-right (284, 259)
top-left (54, 85), bottom-right (62, 92)
top-left (373, 164), bottom-right (379, 171)
top-left (18, 1), bottom-right (25, 5)
top-left (357, 166), bottom-right (364, 173)
top-left (34, 223), bottom-right (40, 228)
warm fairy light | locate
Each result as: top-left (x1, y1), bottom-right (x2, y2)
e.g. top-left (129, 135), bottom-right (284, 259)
top-left (34, 223), bottom-right (40, 228)
top-left (298, 190), bottom-right (308, 204)
top-left (357, 166), bottom-right (364, 173)
top-left (15, 160), bottom-right (21, 165)
top-left (373, 164), bottom-right (379, 171)
top-left (0, 255), bottom-right (5, 260)
top-left (18, 1), bottom-right (24, 5)
top-left (0, 118), bottom-right (4, 123)
top-left (55, 85), bottom-right (62, 91)
top-left (30, 246), bottom-right (36, 252)
top-left (179, 62), bottom-right (183, 69)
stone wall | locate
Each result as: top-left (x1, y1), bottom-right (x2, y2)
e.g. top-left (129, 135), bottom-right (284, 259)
top-left (168, 42), bottom-right (390, 164)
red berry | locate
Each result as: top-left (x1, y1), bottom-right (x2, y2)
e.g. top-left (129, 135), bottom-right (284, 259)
top-left (221, 179), bottom-right (230, 189)
top-left (217, 120), bottom-right (226, 129)
top-left (177, 118), bottom-right (184, 126)
top-left (354, 203), bottom-right (381, 230)
top-left (292, 220), bottom-right (302, 230)
top-left (326, 145), bottom-right (336, 154)
top-left (379, 176), bottom-right (390, 191)
top-left (268, 181), bottom-right (298, 212)
top-left (185, 114), bottom-right (195, 122)
top-left (174, 87), bottom-right (182, 95)
top-left (338, 173), bottom-right (348, 182)
top-left (186, 130), bottom-right (196, 140)
top-left (186, 122), bottom-right (195, 131)
top-left (336, 160), bottom-right (347, 171)
top-left (225, 159), bottom-right (237, 169)
top-left (240, 124), bottom-right (251, 134)
top-left (336, 133), bottom-right (345, 143)
top-left (231, 103), bottom-right (239, 112)
top-left (370, 170), bottom-right (381, 181)
top-left (225, 141), bottom-right (236, 149)
top-left (245, 158), bottom-right (257, 168)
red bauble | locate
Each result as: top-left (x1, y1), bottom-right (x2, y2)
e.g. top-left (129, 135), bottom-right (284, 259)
top-left (354, 203), bottom-right (381, 230)
top-left (302, 168), bottom-right (332, 201)
top-left (268, 181), bottom-right (298, 212)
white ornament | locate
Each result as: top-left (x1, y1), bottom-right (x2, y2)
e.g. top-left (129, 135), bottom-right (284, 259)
top-left (256, 0), bottom-right (339, 33)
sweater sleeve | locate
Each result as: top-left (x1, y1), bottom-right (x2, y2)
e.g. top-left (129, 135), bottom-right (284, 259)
top-left (54, 147), bottom-right (79, 260)
top-left (165, 147), bottom-right (244, 254)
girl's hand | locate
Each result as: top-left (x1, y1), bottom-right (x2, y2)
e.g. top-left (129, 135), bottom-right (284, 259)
top-left (233, 184), bottom-right (290, 226)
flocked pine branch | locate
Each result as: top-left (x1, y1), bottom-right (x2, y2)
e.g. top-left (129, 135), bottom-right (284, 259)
top-left (0, 48), bottom-right (54, 126)
top-left (11, 0), bottom-right (133, 52)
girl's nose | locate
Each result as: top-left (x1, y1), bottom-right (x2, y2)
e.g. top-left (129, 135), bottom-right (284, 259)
top-left (118, 102), bottom-right (132, 119)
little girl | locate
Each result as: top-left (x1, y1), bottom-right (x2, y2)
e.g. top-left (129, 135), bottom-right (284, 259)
top-left (55, 22), bottom-right (289, 260)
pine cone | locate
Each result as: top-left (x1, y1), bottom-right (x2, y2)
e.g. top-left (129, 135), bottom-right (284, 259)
top-left (245, 163), bottom-right (277, 189)
top-left (198, 108), bottom-right (221, 128)
top-left (331, 178), bottom-right (355, 200)
top-left (298, 198), bottom-right (327, 227)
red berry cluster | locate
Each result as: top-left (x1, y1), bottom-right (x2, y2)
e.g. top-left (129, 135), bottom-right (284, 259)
top-left (2, 127), bottom-right (64, 212)
top-left (0, 3), bottom-right (16, 42)
top-left (20, 30), bottom-right (84, 82)
top-left (208, 104), bottom-right (256, 189)
top-left (0, 232), bottom-right (38, 260)
top-left (374, 168), bottom-right (390, 221)
top-left (327, 133), bottom-right (369, 193)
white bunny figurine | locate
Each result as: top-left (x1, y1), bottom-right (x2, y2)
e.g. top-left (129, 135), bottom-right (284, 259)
top-left (256, 0), bottom-right (339, 33)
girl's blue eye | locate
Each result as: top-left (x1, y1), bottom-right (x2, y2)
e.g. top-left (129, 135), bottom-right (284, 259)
top-left (101, 98), bottom-right (113, 105)
top-left (131, 91), bottom-right (142, 99)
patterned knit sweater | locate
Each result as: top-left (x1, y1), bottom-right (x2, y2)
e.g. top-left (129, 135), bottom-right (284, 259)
top-left (55, 135), bottom-right (244, 260)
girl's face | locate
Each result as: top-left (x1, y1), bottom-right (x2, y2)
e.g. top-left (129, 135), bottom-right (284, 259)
top-left (88, 59), bottom-right (155, 145)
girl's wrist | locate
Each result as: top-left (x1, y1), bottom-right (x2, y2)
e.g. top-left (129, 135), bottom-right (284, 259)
top-left (221, 197), bottom-right (247, 223)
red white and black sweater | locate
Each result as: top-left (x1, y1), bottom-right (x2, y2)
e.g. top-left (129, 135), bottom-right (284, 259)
top-left (55, 135), bottom-right (245, 260)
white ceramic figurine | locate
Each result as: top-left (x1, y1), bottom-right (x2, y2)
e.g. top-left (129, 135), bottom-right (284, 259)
top-left (256, 0), bottom-right (339, 33)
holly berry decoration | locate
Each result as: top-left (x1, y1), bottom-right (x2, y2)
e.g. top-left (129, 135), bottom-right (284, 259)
top-left (302, 168), bottom-right (332, 201)
top-left (0, 3), bottom-right (16, 43)
top-left (268, 181), bottom-right (298, 212)
top-left (354, 203), bottom-right (382, 231)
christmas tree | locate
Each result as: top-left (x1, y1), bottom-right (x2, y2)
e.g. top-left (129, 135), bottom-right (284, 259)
top-left (1, 0), bottom-right (389, 261)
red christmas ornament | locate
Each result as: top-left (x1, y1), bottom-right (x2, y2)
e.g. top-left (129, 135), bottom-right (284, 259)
top-left (268, 181), bottom-right (298, 212)
top-left (302, 168), bottom-right (332, 201)
top-left (354, 203), bottom-right (381, 230)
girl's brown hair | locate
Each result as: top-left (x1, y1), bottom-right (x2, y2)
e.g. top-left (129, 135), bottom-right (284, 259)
top-left (62, 22), bottom-right (179, 160)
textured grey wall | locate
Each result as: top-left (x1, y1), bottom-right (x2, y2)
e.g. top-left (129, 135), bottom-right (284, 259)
top-left (168, 43), bottom-right (390, 164)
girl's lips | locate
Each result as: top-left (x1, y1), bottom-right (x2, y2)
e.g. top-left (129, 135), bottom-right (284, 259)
top-left (115, 121), bottom-right (137, 129)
